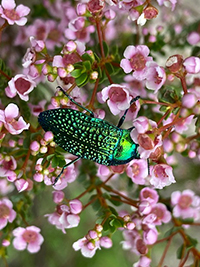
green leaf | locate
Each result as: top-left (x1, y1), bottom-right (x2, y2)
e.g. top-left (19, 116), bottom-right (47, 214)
top-left (23, 137), bottom-right (30, 149)
top-left (83, 60), bottom-right (91, 70)
top-left (164, 226), bottom-right (182, 238)
top-left (103, 41), bottom-right (109, 57)
top-left (176, 244), bottom-right (184, 259)
top-left (91, 197), bottom-right (101, 211)
top-left (105, 63), bottom-right (114, 75)
top-left (71, 68), bottom-right (82, 78)
top-left (46, 154), bottom-right (54, 161)
top-left (75, 72), bottom-right (88, 87)
top-left (51, 156), bottom-right (59, 168)
top-left (82, 52), bottom-right (95, 63)
top-left (187, 235), bottom-right (198, 248)
top-left (108, 195), bottom-right (122, 206)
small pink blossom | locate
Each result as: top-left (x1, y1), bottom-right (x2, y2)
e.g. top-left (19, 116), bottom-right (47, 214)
top-left (126, 159), bottom-right (148, 185)
top-left (171, 190), bottom-right (200, 220)
top-left (69, 199), bottom-right (83, 214)
top-left (0, 0), bottom-right (30, 26)
top-left (0, 179), bottom-right (14, 195)
top-left (0, 198), bottom-right (16, 230)
top-left (52, 159), bottom-right (77, 190)
top-left (65, 17), bottom-right (95, 43)
top-left (52, 191), bottom-right (65, 203)
top-left (156, 0), bottom-right (177, 11)
top-left (150, 203), bottom-right (172, 225)
top-left (99, 84), bottom-right (132, 115)
top-left (12, 226), bottom-right (44, 253)
top-left (46, 201), bottom-right (82, 233)
top-left (120, 45), bottom-right (153, 80)
top-left (73, 237), bottom-right (100, 258)
top-left (150, 164), bottom-right (176, 189)
top-left (14, 179), bottom-right (29, 192)
top-left (183, 56), bottom-right (200, 74)
top-left (139, 188), bottom-right (159, 215)
top-left (5, 74), bottom-right (36, 101)
top-left (164, 114), bottom-right (194, 134)
top-left (143, 228), bottom-right (158, 245)
top-left (182, 93), bottom-right (197, 109)
top-left (131, 117), bottom-right (162, 159)
top-left (0, 103), bottom-right (30, 135)
top-left (133, 256), bottom-right (151, 267)
top-left (145, 62), bottom-right (166, 93)
top-left (0, 155), bottom-right (17, 180)
top-left (187, 32), bottom-right (200, 45)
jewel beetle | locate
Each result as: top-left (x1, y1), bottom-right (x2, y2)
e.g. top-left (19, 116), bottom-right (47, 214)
top-left (38, 86), bottom-right (140, 184)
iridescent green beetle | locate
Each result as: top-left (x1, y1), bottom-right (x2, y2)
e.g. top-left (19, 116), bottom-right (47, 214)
top-left (38, 86), bottom-right (140, 184)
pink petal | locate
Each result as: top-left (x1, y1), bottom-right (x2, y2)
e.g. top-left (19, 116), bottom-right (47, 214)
top-left (120, 58), bottom-right (132, 73)
top-left (5, 103), bottom-right (19, 119)
top-left (13, 227), bottom-right (26, 237)
top-left (27, 243), bottom-right (41, 253)
top-left (13, 237), bottom-right (27, 250)
top-left (0, 218), bottom-right (7, 230)
top-left (16, 4), bottom-right (30, 16)
top-left (15, 17), bottom-right (27, 26)
top-left (124, 45), bottom-right (136, 58)
top-left (2, 0), bottom-right (16, 9)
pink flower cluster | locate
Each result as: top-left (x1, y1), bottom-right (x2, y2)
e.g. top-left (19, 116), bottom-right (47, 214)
top-left (73, 224), bottom-right (112, 258)
top-left (45, 196), bottom-right (82, 233)
top-left (120, 45), bottom-right (166, 94)
top-left (121, 188), bottom-right (171, 257)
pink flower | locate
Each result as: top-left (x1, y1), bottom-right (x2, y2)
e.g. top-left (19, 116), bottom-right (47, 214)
top-left (14, 178), bottom-right (29, 192)
top-left (150, 203), bottom-right (172, 225)
top-left (73, 237), bottom-right (100, 258)
top-left (0, 179), bottom-right (14, 195)
top-left (0, 198), bottom-right (16, 229)
top-left (0, 0), bottom-right (30, 26)
top-left (143, 228), bottom-right (158, 245)
top-left (12, 226), bottom-right (44, 253)
top-left (139, 187), bottom-right (159, 204)
top-left (52, 191), bottom-right (65, 203)
top-left (133, 256), bottom-right (151, 267)
top-left (150, 164), bottom-right (176, 189)
top-left (45, 201), bottom-right (82, 233)
top-left (0, 155), bottom-right (17, 181)
top-left (139, 188), bottom-right (159, 215)
top-left (65, 17), bottom-right (95, 43)
top-left (126, 159), bottom-right (148, 185)
top-left (131, 117), bottom-right (162, 159)
top-left (187, 32), bottom-right (200, 45)
top-left (145, 62), bottom-right (166, 93)
top-left (156, 0), bottom-right (177, 11)
top-left (171, 190), bottom-right (200, 220)
top-left (52, 159), bottom-right (77, 190)
top-left (120, 45), bottom-right (153, 80)
top-left (182, 93), bottom-right (197, 109)
top-left (0, 103), bottom-right (30, 135)
top-left (5, 74), bottom-right (36, 101)
top-left (183, 56), bottom-right (200, 74)
top-left (99, 84), bottom-right (132, 115)
top-left (164, 114), bottom-right (194, 134)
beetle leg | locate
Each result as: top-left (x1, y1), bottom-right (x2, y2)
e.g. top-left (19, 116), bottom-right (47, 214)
top-left (53, 157), bottom-right (81, 186)
top-left (117, 96), bottom-right (140, 128)
top-left (57, 86), bottom-right (94, 117)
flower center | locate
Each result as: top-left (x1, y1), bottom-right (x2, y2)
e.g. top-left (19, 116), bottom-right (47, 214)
top-left (108, 87), bottom-right (126, 102)
top-left (0, 204), bottom-right (10, 219)
top-left (15, 78), bottom-right (31, 94)
top-left (4, 9), bottom-right (20, 21)
top-left (130, 53), bottom-right (146, 71)
top-left (22, 230), bottom-right (37, 243)
top-left (178, 195), bottom-right (192, 209)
